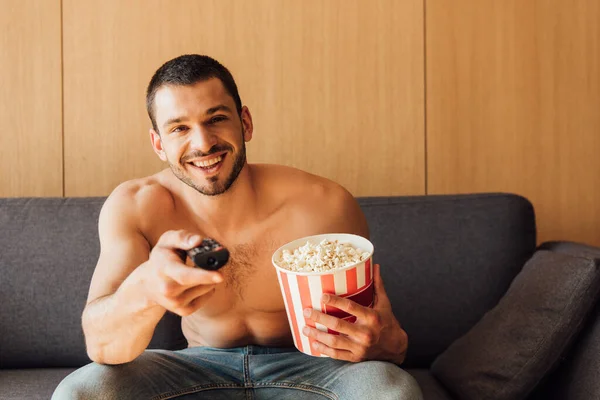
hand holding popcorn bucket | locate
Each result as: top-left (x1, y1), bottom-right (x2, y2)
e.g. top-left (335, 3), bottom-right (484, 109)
top-left (272, 233), bottom-right (374, 357)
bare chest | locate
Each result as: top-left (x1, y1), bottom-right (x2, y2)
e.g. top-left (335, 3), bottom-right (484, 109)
top-left (217, 240), bottom-right (283, 310)
top-left (146, 217), bottom-right (292, 313)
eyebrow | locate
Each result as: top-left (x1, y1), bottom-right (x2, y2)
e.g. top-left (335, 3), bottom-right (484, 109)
top-left (163, 117), bottom-right (185, 129)
top-left (162, 105), bottom-right (234, 129)
top-left (206, 104), bottom-right (233, 115)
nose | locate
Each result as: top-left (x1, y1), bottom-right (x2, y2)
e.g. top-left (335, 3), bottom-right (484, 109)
top-left (187, 126), bottom-right (218, 153)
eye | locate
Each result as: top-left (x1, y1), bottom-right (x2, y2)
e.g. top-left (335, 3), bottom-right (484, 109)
top-left (172, 125), bottom-right (189, 133)
top-left (209, 115), bottom-right (228, 124)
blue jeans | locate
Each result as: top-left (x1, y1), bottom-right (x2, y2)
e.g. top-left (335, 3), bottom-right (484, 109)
top-left (52, 345), bottom-right (423, 399)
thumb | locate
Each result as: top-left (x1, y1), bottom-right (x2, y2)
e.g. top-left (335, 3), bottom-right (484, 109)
top-left (158, 229), bottom-right (203, 250)
top-left (373, 263), bottom-right (391, 308)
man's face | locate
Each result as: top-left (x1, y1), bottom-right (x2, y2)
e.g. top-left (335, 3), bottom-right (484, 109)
top-left (150, 78), bottom-right (252, 196)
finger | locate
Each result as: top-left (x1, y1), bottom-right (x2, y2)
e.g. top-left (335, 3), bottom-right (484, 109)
top-left (373, 264), bottom-right (391, 307)
top-left (188, 288), bottom-right (218, 309)
top-left (304, 308), bottom-right (376, 346)
top-left (156, 229), bottom-right (203, 250)
top-left (171, 286), bottom-right (218, 316)
top-left (303, 308), bottom-right (356, 335)
top-left (179, 283), bottom-right (218, 306)
top-left (302, 326), bottom-right (354, 351)
top-left (163, 262), bottom-right (223, 286)
top-left (310, 341), bottom-right (363, 362)
top-left (321, 293), bottom-right (371, 320)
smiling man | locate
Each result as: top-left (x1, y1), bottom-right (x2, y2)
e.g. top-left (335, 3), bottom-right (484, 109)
top-left (52, 55), bottom-right (423, 400)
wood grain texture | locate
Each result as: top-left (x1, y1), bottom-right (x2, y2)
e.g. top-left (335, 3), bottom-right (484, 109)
top-left (426, 0), bottom-right (600, 246)
top-left (0, 0), bottom-right (62, 197)
top-left (62, 0), bottom-right (425, 197)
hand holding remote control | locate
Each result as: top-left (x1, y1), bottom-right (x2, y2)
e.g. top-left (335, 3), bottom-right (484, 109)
top-left (185, 238), bottom-right (230, 270)
top-left (132, 231), bottom-right (224, 318)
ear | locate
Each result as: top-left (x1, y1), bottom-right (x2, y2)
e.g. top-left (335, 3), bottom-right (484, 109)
top-left (240, 106), bottom-right (253, 142)
top-left (150, 128), bottom-right (168, 162)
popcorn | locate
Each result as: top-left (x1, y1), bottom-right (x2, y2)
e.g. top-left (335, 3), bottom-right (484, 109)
top-left (275, 239), bottom-right (370, 273)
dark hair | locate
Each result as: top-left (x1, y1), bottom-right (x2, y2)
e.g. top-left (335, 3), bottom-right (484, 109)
top-left (146, 54), bottom-right (243, 133)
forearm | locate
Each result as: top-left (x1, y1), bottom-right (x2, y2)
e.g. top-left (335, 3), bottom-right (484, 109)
top-left (82, 277), bottom-right (166, 365)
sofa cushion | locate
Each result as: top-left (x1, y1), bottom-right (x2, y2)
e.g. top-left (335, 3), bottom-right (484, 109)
top-left (430, 248), bottom-right (600, 400)
top-left (528, 301), bottom-right (600, 400)
top-left (0, 198), bottom-right (186, 368)
top-left (358, 193), bottom-right (536, 367)
top-left (0, 368), bottom-right (75, 400)
top-left (527, 241), bottom-right (600, 400)
top-left (407, 369), bottom-right (454, 400)
top-left (3, 368), bottom-right (453, 400)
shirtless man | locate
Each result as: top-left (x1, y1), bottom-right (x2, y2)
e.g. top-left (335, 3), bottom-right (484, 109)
top-left (52, 54), bottom-right (423, 400)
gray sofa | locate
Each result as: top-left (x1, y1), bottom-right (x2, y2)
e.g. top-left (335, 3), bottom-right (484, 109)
top-left (1, 193), bottom-right (599, 399)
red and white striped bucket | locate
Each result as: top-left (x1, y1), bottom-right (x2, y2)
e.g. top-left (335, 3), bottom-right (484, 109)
top-left (272, 233), bottom-right (374, 357)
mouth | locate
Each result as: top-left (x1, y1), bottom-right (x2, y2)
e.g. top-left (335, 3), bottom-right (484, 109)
top-left (187, 153), bottom-right (227, 176)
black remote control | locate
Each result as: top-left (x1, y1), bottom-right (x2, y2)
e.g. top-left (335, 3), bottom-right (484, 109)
top-left (186, 238), bottom-right (230, 271)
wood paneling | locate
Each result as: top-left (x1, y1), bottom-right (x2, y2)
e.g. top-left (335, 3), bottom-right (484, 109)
top-left (5, 0), bottom-right (599, 247)
top-left (426, 0), bottom-right (600, 246)
top-left (0, 0), bottom-right (62, 197)
top-left (62, 0), bottom-right (425, 197)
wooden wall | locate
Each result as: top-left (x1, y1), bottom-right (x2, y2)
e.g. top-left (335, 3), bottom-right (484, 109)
top-left (1, 0), bottom-right (598, 246)
top-left (0, 0), bottom-right (62, 196)
top-left (62, 0), bottom-right (424, 197)
top-left (426, 0), bottom-right (600, 245)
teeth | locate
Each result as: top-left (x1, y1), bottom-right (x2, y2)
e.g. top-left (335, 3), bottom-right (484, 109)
top-left (192, 155), bottom-right (223, 168)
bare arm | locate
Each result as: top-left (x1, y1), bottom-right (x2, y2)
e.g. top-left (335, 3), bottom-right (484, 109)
top-left (302, 182), bottom-right (408, 364)
top-left (82, 184), bottom-right (222, 364)
top-left (81, 185), bottom-right (160, 364)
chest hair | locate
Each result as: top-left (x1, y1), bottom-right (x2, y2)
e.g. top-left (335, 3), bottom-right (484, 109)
top-left (221, 243), bottom-right (263, 300)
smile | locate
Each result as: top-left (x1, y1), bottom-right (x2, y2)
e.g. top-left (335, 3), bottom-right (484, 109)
top-left (192, 155), bottom-right (223, 168)
top-left (187, 153), bottom-right (226, 175)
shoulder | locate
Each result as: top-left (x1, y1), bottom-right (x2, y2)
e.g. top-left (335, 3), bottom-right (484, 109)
top-left (99, 172), bottom-right (175, 234)
top-left (255, 164), bottom-right (369, 238)
top-left (303, 174), bottom-right (369, 238)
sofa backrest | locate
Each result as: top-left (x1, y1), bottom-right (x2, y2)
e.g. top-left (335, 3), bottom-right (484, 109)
top-left (0, 197), bottom-right (186, 368)
top-left (358, 193), bottom-right (536, 367)
top-left (0, 193), bottom-right (536, 368)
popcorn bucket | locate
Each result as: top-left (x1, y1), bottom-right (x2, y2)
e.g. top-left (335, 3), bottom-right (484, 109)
top-left (272, 233), bottom-right (374, 357)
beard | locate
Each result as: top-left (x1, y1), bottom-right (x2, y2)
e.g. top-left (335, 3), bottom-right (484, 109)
top-left (168, 136), bottom-right (247, 197)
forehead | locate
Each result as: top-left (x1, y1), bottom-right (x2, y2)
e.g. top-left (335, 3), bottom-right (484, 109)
top-left (153, 78), bottom-right (235, 123)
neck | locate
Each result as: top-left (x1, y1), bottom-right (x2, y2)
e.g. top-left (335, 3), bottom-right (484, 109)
top-left (180, 163), bottom-right (258, 238)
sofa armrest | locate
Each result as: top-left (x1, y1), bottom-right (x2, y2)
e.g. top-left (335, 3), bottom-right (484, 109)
top-left (538, 240), bottom-right (600, 260)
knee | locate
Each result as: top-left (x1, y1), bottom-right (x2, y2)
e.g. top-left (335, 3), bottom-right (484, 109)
top-left (357, 361), bottom-right (423, 400)
top-left (391, 367), bottom-right (423, 400)
top-left (51, 362), bottom-right (123, 400)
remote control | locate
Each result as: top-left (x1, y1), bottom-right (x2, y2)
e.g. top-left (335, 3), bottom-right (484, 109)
top-left (186, 238), bottom-right (230, 271)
